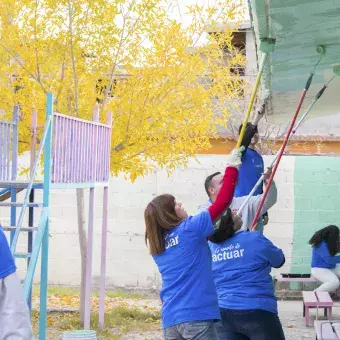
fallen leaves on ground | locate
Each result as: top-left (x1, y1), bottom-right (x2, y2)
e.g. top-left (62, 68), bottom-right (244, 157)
top-left (31, 290), bottom-right (162, 339)
top-left (32, 291), bottom-right (161, 314)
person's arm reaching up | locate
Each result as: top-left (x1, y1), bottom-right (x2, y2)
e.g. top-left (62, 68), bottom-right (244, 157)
top-left (208, 148), bottom-right (243, 222)
top-left (240, 101), bottom-right (266, 153)
top-left (244, 168), bottom-right (277, 225)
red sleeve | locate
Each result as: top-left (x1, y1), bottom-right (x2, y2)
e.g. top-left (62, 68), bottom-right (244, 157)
top-left (208, 166), bottom-right (238, 222)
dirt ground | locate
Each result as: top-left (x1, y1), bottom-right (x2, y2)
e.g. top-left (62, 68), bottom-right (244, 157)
top-left (106, 300), bottom-right (335, 339)
top-left (36, 293), bottom-right (336, 339)
top-left (113, 300), bottom-right (329, 340)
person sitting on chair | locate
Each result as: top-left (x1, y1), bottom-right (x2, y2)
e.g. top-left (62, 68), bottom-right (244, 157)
top-left (310, 225), bottom-right (340, 293)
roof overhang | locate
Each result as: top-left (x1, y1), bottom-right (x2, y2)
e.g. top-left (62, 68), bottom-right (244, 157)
top-left (249, 0), bottom-right (340, 134)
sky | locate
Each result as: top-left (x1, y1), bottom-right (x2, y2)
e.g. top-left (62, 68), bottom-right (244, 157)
top-left (164, 0), bottom-right (249, 46)
top-left (167, 0), bottom-right (249, 23)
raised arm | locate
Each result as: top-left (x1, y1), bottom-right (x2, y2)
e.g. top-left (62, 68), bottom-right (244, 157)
top-left (208, 148), bottom-right (242, 222)
top-left (239, 101), bottom-right (266, 153)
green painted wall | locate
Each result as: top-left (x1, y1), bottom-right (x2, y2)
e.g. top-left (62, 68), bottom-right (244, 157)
top-left (250, 0), bottom-right (340, 92)
top-left (292, 156), bottom-right (340, 274)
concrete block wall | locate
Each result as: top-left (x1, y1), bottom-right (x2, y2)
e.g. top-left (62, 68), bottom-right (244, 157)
top-left (291, 156), bottom-right (340, 274)
top-left (0, 153), bottom-right (297, 288)
top-left (263, 156), bottom-right (295, 276)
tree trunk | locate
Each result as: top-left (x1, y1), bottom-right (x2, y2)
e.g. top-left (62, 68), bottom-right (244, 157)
top-left (76, 188), bottom-right (87, 325)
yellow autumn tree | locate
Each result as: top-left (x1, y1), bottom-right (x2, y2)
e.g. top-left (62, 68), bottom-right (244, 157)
top-left (0, 0), bottom-right (245, 323)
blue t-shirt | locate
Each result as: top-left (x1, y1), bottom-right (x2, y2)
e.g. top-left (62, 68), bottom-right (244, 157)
top-left (209, 231), bottom-right (284, 314)
top-left (311, 241), bottom-right (340, 269)
top-left (0, 228), bottom-right (16, 279)
top-left (153, 210), bottom-right (220, 328)
top-left (235, 148), bottom-right (264, 198)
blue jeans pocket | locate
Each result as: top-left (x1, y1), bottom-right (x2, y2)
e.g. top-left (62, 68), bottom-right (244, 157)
top-left (220, 309), bottom-right (261, 334)
top-left (163, 321), bottom-right (218, 340)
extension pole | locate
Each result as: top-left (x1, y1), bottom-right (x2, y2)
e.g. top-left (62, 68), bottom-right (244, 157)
top-left (237, 83), bottom-right (328, 216)
top-left (236, 53), bottom-right (268, 148)
top-left (249, 73), bottom-right (315, 230)
top-left (237, 37), bottom-right (275, 148)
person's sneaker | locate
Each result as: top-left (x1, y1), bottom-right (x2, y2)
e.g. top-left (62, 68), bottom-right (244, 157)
top-left (329, 292), bottom-right (340, 301)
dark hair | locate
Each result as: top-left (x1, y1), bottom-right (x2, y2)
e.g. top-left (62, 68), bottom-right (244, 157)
top-left (209, 208), bottom-right (235, 243)
top-left (204, 172), bottom-right (221, 197)
top-left (238, 122), bottom-right (258, 135)
top-left (309, 225), bottom-right (340, 256)
top-left (144, 194), bottom-right (183, 255)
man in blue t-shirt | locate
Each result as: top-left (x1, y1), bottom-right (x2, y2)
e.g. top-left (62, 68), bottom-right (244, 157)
top-left (0, 227), bottom-right (34, 339)
top-left (235, 102), bottom-right (269, 233)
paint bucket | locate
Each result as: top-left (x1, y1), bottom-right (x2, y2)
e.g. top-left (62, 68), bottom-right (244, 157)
top-left (62, 330), bottom-right (97, 340)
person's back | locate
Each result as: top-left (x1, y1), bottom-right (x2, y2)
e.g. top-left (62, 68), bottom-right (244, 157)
top-left (209, 230), bottom-right (282, 313)
top-left (208, 229), bottom-right (285, 339)
top-left (234, 148), bottom-right (264, 198)
top-left (145, 149), bottom-right (242, 340)
top-left (153, 211), bottom-right (220, 328)
top-left (197, 179), bottom-right (277, 231)
top-left (312, 241), bottom-right (335, 269)
top-left (234, 118), bottom-right (268, 233)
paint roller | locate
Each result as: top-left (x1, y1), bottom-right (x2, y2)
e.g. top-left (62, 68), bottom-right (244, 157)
top-left (238, 62), bottom-right (339, 219)
top-left (333, 65), bottom-right (340, 76)
top-left (316, 45), bottom-right (326, 56)
top-left (249, 45), bottom-right (330, 231)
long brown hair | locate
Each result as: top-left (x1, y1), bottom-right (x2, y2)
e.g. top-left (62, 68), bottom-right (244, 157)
top-left (144, 194), bottom-right (183, 255)
top-left (309, 225), bottom-right (340, 256)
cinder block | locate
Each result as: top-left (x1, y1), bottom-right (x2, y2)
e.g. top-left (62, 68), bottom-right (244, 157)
top-left (1, 153), bottom-right (302, 288)
top-left (265, 223), bottom-right (293, 240)
top-left (110, 173), bottom-right (157, 194)
top-left (110, 192), bottom-right (155, 208)
top-left (120, 254), bottom-right (156, 275)
top-left (48, 258), bottom-right (81, 285)
top-left (136, 273), bottom-right (159, 288)
top-left (51, 191), bottom-right (77, 206)
top-left (269, 210), bottom-right (294, 223)
top-left (107, 274), bottom-right (139, 287)
top-left (107, 206), bottom-right (144, 221)
top-left (108, 219), bottom-right (144, 235)
top-left (157, 180), bottom-right (198, 196)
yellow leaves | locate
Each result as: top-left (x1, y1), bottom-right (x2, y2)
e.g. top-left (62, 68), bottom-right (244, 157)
top-left (0, 0), bottom-right (245, 181)
top-left (32, 289), bottom-right (161, 315)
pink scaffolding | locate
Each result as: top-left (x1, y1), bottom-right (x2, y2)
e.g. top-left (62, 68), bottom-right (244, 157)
top-left (33, 106), bottom-right (112, 330)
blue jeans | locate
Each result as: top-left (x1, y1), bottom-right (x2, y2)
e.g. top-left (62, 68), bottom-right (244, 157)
top-left (216, 309), bottom-right (285, 340)
top-left (163, 320), bottom-right (218, 340)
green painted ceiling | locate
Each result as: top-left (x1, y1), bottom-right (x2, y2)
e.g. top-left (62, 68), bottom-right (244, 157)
top-left (250, 0), bottom-right (340, 92)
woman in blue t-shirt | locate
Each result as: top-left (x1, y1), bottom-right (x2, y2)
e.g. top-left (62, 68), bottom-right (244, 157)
top-left (208, 209), bottom-right (285, 340)
top-left (309, 225), bottom-right (340, 292)
top-left (144, 148), bottom-right (242, 340)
